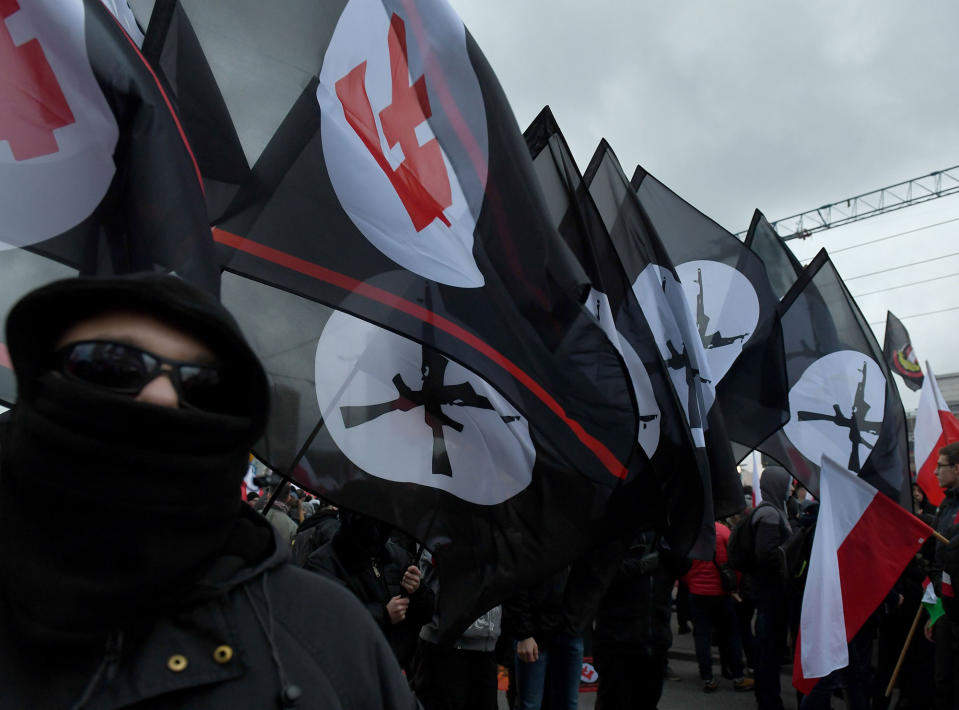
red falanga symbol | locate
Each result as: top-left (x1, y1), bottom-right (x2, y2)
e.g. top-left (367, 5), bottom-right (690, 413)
top-left (0, 0), bottom-right (76, 161)
top-left (335, 13), bottom-right (452, 232)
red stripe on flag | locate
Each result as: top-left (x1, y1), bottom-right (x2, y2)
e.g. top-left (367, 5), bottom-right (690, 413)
top-left (0, 343), bottom-right (10, 370)
top-left (917, 412), bottom-right (959, 507)
top-left (212, 228), bottom-right (628, 479)
top-left (836, 492), bottom-right (929, 644)
top-left (103, 6), bottom-right (206, 197)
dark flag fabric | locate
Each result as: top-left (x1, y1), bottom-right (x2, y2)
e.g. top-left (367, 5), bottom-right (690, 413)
top-left (756, 250), bottom-right (912, 508)
top-left (631, 169), bottom-right (789, 458)
top-left (583, 140), bottom-right (744, 532)
top-left (135, 1), bottom-right (642, 639)
top-left (744, 209), bottom-right (803, 302)
top-left (883, 311), bottom-right (924, 392)
top-left (0, 0), bottom-right (218, 406)
top-left (136, 0), bottom-right (638, 486)
top-left (524, 106), bottom-right (710, 558)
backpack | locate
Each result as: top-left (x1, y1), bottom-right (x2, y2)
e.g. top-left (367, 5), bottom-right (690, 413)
top-left (726, 507), bottom-right (761, 572)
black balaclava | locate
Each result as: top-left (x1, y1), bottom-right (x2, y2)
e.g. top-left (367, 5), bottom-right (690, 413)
top-left (0, 275), bottom-right (270, 646)
top-left (759, 466), bottom-right (793, 514)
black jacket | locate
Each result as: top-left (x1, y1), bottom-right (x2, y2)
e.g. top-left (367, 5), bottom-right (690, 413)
top-left (592, 532), bottom-right (682, 652)
top-left (305, 532), bottom-right (434, 668)
top-left (502, 568), bottom-right (571, 646)
top-left (0, 512), bottom-right (420, 710)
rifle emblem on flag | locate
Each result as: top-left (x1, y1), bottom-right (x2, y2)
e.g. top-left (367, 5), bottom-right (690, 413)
top-left (340, 342), bottom-right (520, 478)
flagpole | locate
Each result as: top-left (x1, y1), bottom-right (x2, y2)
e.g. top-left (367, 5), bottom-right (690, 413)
top-left (885, 603), bottom-right (925, 697)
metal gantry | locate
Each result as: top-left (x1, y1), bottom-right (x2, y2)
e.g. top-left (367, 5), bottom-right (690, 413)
top-left (741, 166), bottom-right (959, 241)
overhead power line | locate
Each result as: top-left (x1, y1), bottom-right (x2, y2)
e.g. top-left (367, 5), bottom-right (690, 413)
top-left (738, 165), bottom-right (959, 240)
top-left (852, 271), bottom-right (959, 298)
top-left (869, 305), bottom-right (959, 327)
top-left (794, 216), bottom-right (959, 261)
top-left (843, 251), bottom-right (959, 281)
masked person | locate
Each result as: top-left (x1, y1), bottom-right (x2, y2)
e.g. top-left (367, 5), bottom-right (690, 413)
top-left (0, 275), bottom-right (419, 710)
top-left (306, 510), bottom-right (435, 672)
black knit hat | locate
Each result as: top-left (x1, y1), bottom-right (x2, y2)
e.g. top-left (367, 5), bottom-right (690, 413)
top-left (5, 274), bottom-right (269, 434)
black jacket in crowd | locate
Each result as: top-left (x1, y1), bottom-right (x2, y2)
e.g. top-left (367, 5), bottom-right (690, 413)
top-left (0, 508), bottom-right (419, 709)
top-left (306, 529), bottom-right (435, 668)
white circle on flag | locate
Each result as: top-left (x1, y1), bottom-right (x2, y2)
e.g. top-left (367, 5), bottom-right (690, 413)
top-left (632, 264), bottom-right (715, 446)
top-left (675, 260), bottom-right (760, 382)
top-left (318, 0), bottom-right (487, 287)
top-left (587, 287), bottom-right (660, 457)
top-left (784, 350), bottom-right (886, 473)
top-left (314, 310), bottom-right (535, 505)
top-left (0, 0), bottom-right (118, 248)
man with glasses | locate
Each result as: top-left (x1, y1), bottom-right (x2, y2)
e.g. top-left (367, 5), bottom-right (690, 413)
top-left (0, 274), bottom-right (419, 709)
top-left (931, 443), bottom-right (959, 710)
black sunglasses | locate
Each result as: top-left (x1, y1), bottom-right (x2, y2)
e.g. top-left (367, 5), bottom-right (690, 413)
top-left (55, 340), bottom-right (228, 412)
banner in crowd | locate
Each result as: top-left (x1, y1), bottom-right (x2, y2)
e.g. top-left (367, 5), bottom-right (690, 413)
top-left (583, 139), bottom-right (750, 559)
top-left (914, 362), bottom-right (959, 506)
top-left (0, 0), bottom-right (219, 404)
top-left (744, 210), bottom-right (803, 302)
top-left (133, 0), bottom-right (647, 640)
top-left (524, 106), bottom-right (710, 557)
top-left (883, 311), bottom-right (924, 392)
top-left (756, 250), bottom-right (912, 508)
top-left (794, 454), bottom-right (932, 692)
top-left (631, 167), bottom-right (789, 459)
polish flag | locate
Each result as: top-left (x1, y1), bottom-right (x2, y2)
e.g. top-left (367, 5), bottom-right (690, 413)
top-left (914, 363), bottom-right (959, 507)
top-left (793, 454), bottom-right (933, 693)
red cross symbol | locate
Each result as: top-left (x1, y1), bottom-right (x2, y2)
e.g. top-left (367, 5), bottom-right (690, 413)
top-left (335, 14), bottom-right (452, 232)
top-left (0, 0), bottom-right (75, 161)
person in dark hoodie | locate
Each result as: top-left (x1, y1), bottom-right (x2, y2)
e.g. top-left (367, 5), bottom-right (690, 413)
top-left (305, 510), bottom-right (435, 672)
top-left (749, 466), bottom-right (793, 710)
top-left (0, 275), bottom-right (419, 710)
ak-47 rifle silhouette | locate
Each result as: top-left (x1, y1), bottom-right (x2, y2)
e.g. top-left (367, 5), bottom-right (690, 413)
top-left (339, 344), bottom-right (519, 477)
top-left (694, 268), bottom-right (748, 349)
top-left (665, 339), bottom-right (711, 431)
top-left (796, 360), bottom-right (882, 473)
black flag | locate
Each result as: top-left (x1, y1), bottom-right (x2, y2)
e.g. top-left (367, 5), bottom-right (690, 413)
top-left (524, 106), bottom-right (711, 557)
top-left (757, 250), bottom-right (911, 508)
top-left (137, 0), bottom-right (638, 488)
top-left (0, 0), bottom-right (218, 405)
top-left (583, 140), bottom-right (744, 526)
top-left (137, 1), bottom-right (643, 640)
top-left (744, 210), bottom-right (803, 302)
top-left (883, 311), bottom-right (924, 392)
top-left (631, 169), bottom-right (789, 457)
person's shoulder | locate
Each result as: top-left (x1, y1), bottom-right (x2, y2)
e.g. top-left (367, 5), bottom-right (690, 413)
top-left (258, 564), bottom-right (419, 707)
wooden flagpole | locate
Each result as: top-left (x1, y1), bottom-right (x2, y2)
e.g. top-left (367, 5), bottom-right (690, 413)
top-left (885, 603), bottom-right (925, 697)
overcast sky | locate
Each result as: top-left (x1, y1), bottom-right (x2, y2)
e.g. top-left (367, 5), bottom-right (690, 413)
top-left (448, 0), bottom-right (959, 411)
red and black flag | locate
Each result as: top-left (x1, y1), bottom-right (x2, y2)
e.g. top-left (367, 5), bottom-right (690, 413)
top-left (136, 1), bottom-right (641, 638)
top-left (756, 250), bottom-right (911, 508)
top-left (631, 169), bottom-right (789, 459)
top-left (0, 0), bottom-right (217, 405)
top-left (136, 0), bottom-right (639, 487)
top-left (883, 311), bottom-right (924, 392)
top-left (524, 106), bottom-right (710, 558)
top-left (744, 209), bottom-right (803, 302)
top-left (583, 140), bottom-right (744, 533)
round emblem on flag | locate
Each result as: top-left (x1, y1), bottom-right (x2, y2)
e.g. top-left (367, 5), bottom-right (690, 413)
top-left (318, 0), bottom-right (488, 288)
top-left (587, 287), bottom-right (660, 458)
top-left (0, 0), bottom-right (118, 248)
top-left (314, 309), bottom-right (535, 505)
top-left (675, 260), bottom-right (760, 382)
top-left (632, 264), bottom-right (715, 446)
top-left (784, 350), bottom-right (886, 474)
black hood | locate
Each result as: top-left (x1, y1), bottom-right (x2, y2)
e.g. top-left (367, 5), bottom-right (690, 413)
top-left (5, 273), bottom-right (269, 434)
top-left (760, 466), bottom-right (792, 512)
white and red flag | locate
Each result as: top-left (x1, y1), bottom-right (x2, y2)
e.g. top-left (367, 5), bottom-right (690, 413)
top-left (793, 454), bottom-right (933, 693)
top-left (913, 362), bottom-right (959, 507)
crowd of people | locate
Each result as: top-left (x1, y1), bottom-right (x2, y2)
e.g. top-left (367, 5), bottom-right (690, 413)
top-left (2, 273), bottom-right (959, 710)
